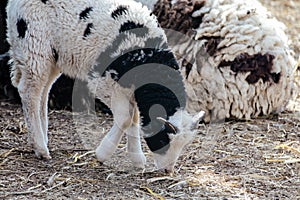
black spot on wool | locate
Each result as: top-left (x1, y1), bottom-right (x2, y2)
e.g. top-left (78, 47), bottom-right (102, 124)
top-left (83, 23), bottom-right (93, 38)
top-left (111, 5), bottom-right (128, 20)
top-left (52, 48), bottom-right (59, 62)
top-left (41, 0), bottom-right (48, 4)
top-left (79, 7), bottom-right (93, 20)
top-left (90, 32), bottom-right (175, 78)
top-left (119, 21), bottom-right (147, 37)
top-left (102, 48), bottom-right (179, 81)
top-left (16, 18), bottom-right (27, 38)
top-left (218, 53), bottom-right (279, 84)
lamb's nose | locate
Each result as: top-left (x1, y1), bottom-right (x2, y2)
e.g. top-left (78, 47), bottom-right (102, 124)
top-left (163, 164), bottom-right (174, 175)
top-left (164, 168), bottom-right (174, 176)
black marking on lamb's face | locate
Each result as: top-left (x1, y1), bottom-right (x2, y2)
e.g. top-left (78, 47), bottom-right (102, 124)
top-left (41, 0), bottom-right (48, 4)
top-left (83, 23), bottom-right (94, 38)
top-left (111, 5), bottom-right (128, 20)
top-left (119, 21), bottom-right (147, 37)
top-left (218, 53), bottom-right (279, 84)
top-left (52, 48), bottom-right (59, 62)
top-left (134, 83), bottom-right (180, 127)
top-left (144, 125), bottom-right (171, 154)
top-left (79, 7), bottom-right (93, 20)
top-left (16, 18), bottom-right (27, 39)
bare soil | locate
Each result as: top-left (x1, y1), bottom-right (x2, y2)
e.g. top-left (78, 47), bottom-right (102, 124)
top-left (1, 0), bottom-right (299, 199)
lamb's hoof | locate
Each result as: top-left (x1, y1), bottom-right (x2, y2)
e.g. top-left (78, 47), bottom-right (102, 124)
top-left (95, 146), bottom-right (111, 163)
top-left (34, 148), bottom-right (51, 160)
top-left (127, 152), bottom-right (146, 169)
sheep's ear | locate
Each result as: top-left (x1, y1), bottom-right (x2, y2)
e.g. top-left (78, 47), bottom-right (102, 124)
top-left (157, 117), bottom-right (178, 134)
top-left (191, 111), bottom-right (205, 128)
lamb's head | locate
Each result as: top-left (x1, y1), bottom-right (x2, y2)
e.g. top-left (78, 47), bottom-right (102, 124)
top-left (144, 110), bottom-right (205, 173)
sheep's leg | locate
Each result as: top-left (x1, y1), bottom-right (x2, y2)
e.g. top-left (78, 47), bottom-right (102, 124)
top-left (40, 68), bottom-right (61, 145)
top-left (95, 122), bottom-right (125, 163)
top-left (126, 107), bottom-right (146, 168)
top-left (18, 71), bottom-right (51, 159)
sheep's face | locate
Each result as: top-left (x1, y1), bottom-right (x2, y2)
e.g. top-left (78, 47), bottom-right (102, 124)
top-left (145, 110), bottom-right (205, 173)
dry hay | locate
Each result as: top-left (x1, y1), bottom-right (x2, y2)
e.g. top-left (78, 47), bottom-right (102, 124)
top-left (0, 99), bottom-right (299, 199)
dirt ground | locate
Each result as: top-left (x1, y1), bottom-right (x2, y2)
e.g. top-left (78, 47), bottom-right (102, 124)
top-left (1, 0), bottom-right (300, 199)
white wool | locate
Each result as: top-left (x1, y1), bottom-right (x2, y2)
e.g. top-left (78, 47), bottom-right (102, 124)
top-left (188, 0), bottom-right (295, 122)
top-left (138, 0), bottom-right (296, 122)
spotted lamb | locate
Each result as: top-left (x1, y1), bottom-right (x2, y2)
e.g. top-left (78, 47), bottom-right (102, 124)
top-left (6, 0), bottom-right (205, 172)
top-left (137, 0), bottom-right (297, 122)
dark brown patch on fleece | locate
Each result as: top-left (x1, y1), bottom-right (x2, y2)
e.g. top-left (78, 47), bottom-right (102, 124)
top-left (153, 0), bottom-right (206, 36)
top-left (200, 36), bottom-right (223, 56)
top-left (218, 53), bottom-right (280, 84)
top-left (182, 58), bottom-right (194, 78)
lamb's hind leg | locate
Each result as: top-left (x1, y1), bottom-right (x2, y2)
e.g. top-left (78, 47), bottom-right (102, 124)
top-left (40, 68), bottom-right (61, 145)
top-left (18, 70), bottom-right (52, 159)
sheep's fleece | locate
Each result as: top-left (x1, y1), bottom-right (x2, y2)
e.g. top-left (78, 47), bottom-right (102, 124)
top-left (137, 0), bottom-right (297, 122)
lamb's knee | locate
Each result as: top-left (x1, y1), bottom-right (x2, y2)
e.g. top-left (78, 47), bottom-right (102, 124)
top-left (111, 87), bottom-right (136, 130)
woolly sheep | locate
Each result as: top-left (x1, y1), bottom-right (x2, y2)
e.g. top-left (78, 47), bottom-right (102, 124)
top-left (137, 0), bottom-right (296, 122)
top-left (6, 0), bottom-right (205, 172)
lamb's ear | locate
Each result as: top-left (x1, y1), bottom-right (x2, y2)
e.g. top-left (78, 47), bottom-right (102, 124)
top-left (157, 117), bottom-right (178, 134)
top-left (191, 111), bottom-right (205, 128)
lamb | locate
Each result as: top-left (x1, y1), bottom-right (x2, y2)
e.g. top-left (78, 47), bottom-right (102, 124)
top-left (137, 0), bottom-right (297, 122)
top-left (6, 0), bottom-right (205, 172)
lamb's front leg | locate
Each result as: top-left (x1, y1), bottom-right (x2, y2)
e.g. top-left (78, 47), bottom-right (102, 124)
top-left (126, 107), bottom-right (146, 168)
top-left (126, 125), bottom-right (146, 168)
top-left (96, 123), bottom-right (124, 163)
